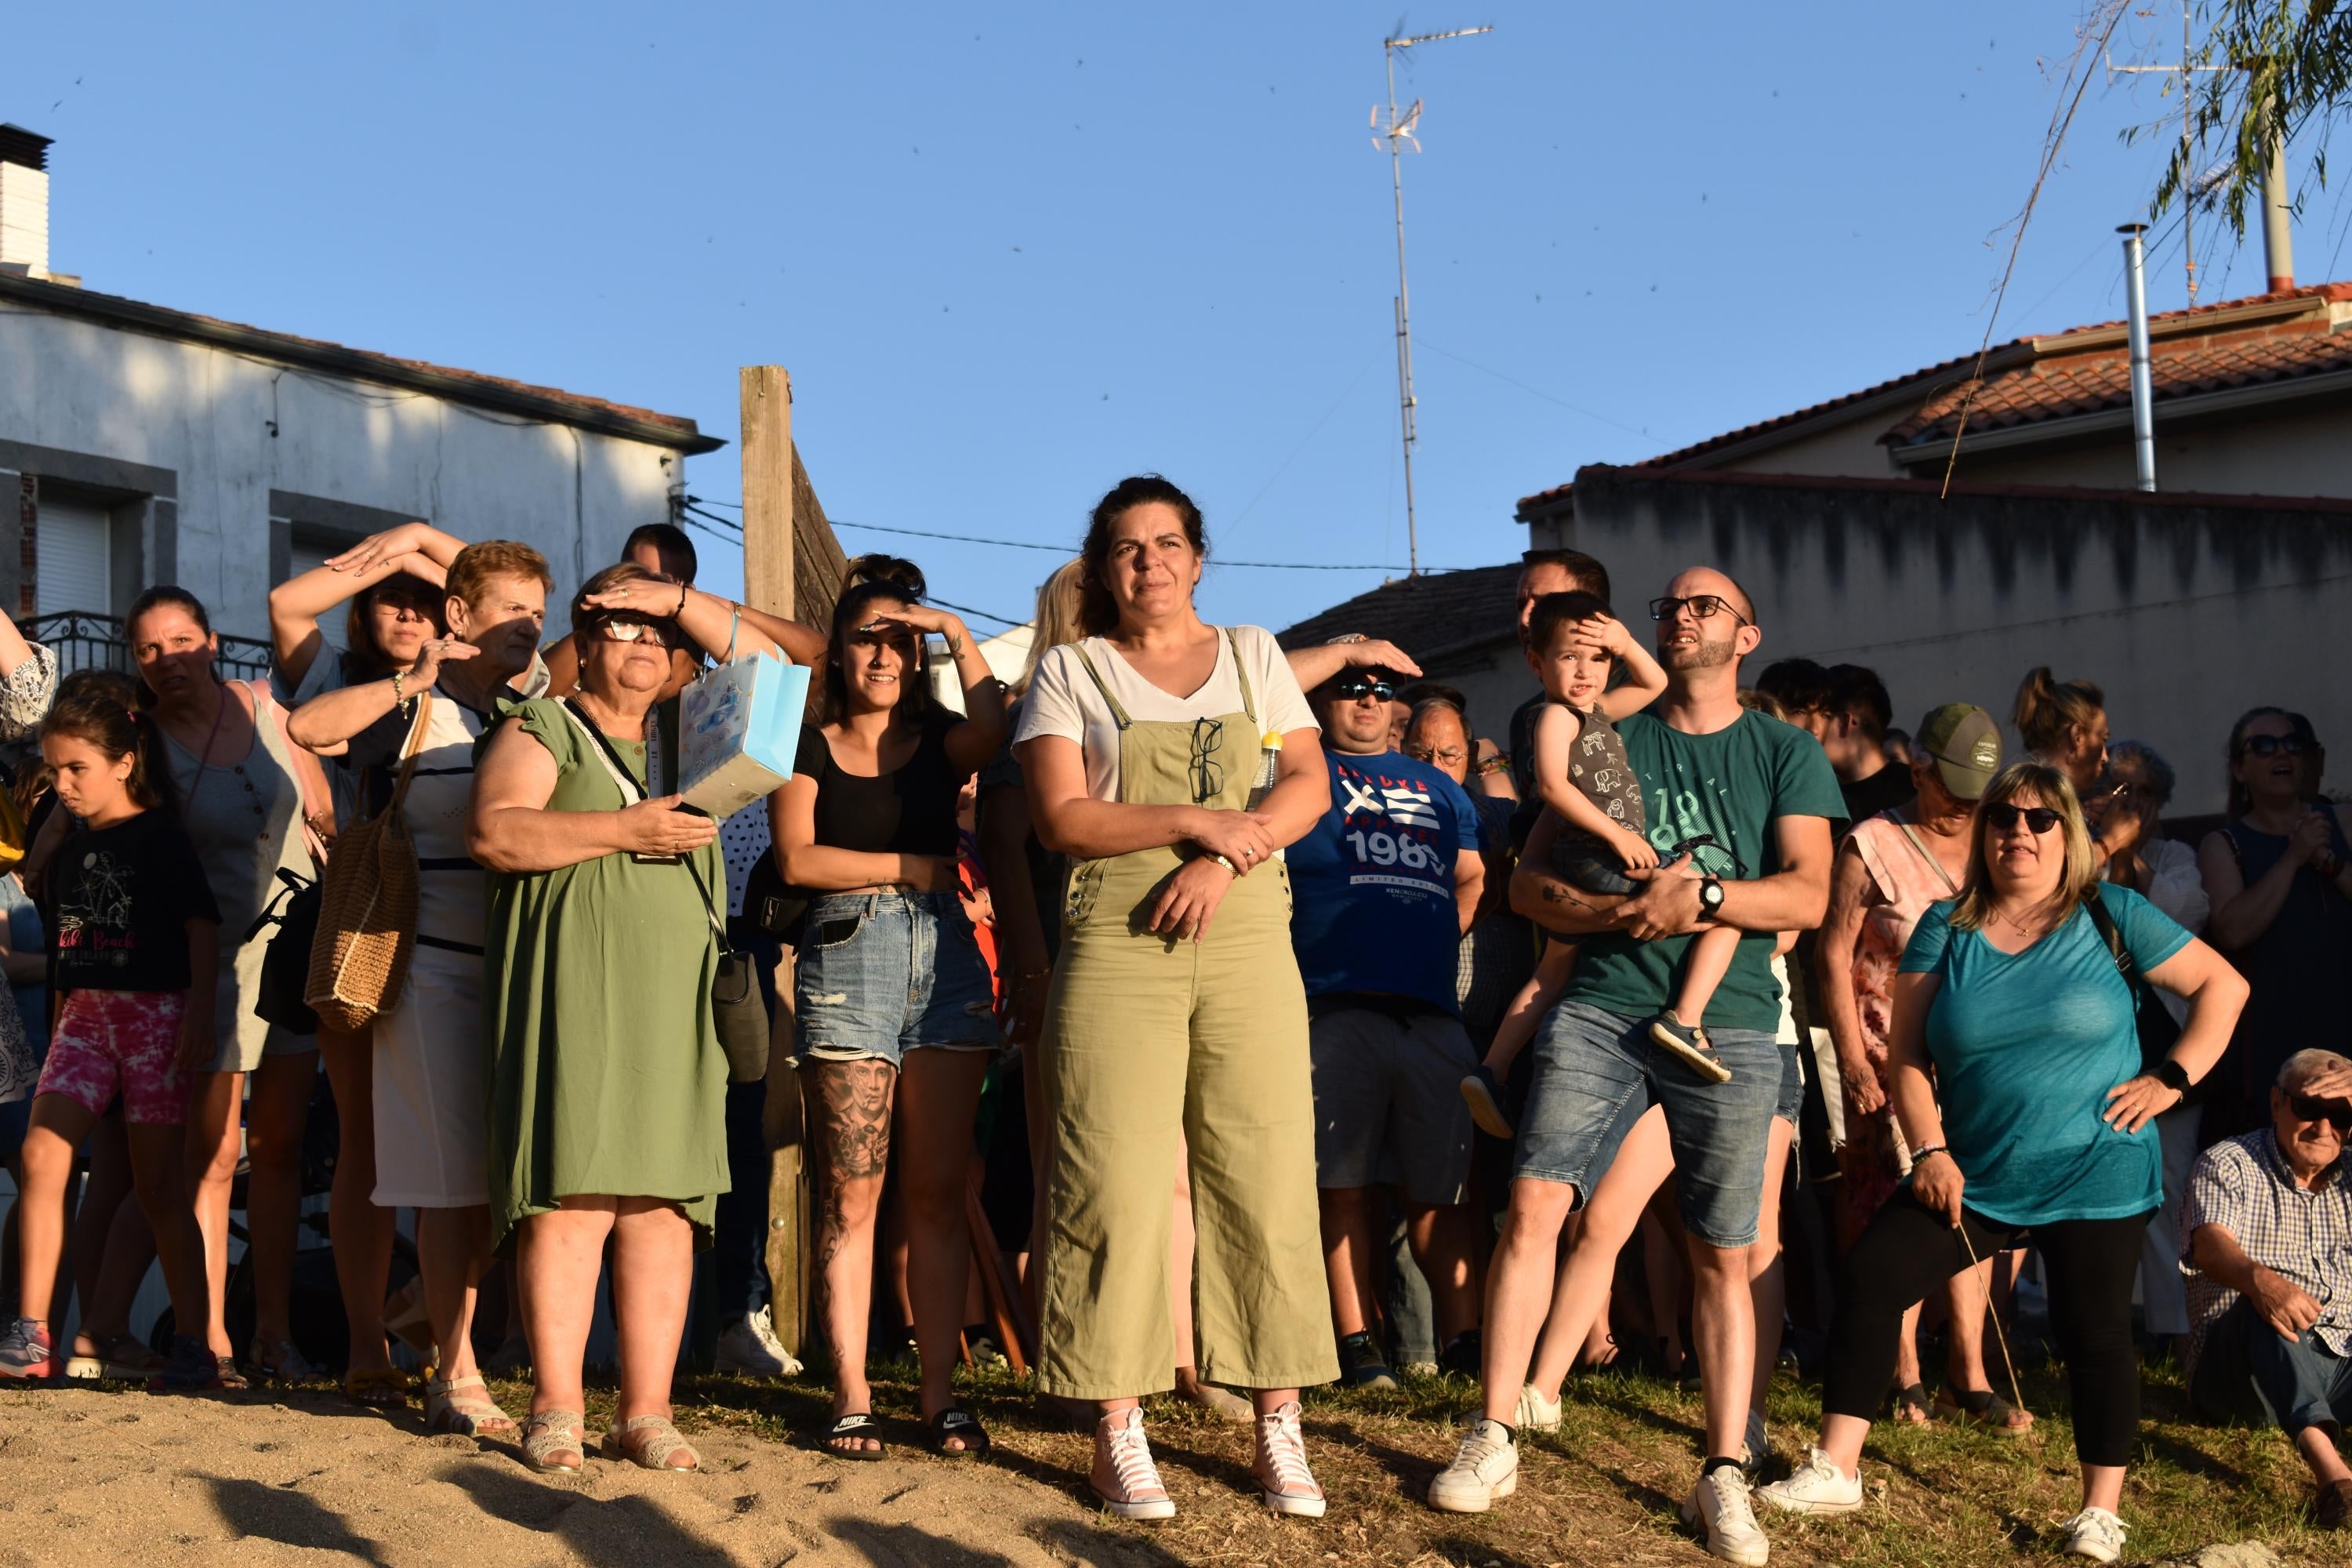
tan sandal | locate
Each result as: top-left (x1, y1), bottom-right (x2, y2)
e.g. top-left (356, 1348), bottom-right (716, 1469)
top-left (521, 1409), bottom-right (586, 1474)
top-left (426, 1374), bottom-right (517, 1436)
top-left (604, 1414), bottom-right (700, 1472)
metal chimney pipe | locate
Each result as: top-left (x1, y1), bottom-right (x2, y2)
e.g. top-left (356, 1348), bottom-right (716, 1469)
top-left (2118, 223), bottom-right (2157, 493)
top-left (2262, 124), bottom-right (2296, 292)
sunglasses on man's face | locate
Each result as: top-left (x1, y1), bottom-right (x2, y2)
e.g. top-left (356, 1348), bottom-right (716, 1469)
top-left (1648, 594), bottom-right (1750, 628)
top-left (2287, 1091), bottom-right (2352, 1133)
top-left (1984, 804), bottom-right (2063, 836)
top-left (2239, 734), bottom-right (2312, 760)
top-left (1335, 677), bottom-right (1396, 702)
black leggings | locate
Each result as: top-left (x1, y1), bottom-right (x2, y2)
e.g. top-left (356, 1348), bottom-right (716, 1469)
top-left (1821, 1187), bottom-right (2153, 1467)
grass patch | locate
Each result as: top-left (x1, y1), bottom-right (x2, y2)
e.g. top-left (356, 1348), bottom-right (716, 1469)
top-left (494, 1352), bottom-right (2337, 1566)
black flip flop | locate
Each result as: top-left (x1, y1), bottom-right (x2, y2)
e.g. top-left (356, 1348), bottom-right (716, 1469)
top-left (927, 1407), bottom-right (991, 1457)
top-left (823, 1412), bottom-right (887, 1461)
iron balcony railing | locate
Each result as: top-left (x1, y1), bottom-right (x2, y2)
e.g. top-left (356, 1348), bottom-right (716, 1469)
top-left (17, 610), bottom-right (274, 684)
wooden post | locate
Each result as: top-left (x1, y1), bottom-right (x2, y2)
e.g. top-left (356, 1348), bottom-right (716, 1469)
top-left (739, 366), bottom-right (794, 619)
top-left (741, 365), bottom-right (810, 1356)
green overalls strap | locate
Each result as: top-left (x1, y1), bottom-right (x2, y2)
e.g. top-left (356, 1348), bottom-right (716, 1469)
top-left (1036, 628), bottom-right (1336, 1400)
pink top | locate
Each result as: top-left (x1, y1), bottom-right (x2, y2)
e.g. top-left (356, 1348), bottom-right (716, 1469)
top-left (1846, 811), bottom-right (1965, 1069)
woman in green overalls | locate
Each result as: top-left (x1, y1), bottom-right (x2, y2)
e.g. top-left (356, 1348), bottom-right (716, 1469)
top-left (1016, 476), bottom-right (1339, 1520)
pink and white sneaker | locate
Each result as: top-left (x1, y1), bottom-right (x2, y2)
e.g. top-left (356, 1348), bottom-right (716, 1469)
top-left (1254, 1400), bottom-right (1326, 1517)
top-left (1092, 1407), bottom-right (1177, 1521)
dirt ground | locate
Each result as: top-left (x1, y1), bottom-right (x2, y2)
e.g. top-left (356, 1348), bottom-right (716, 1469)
top-left (0, 1383), bottom-right (1176, 1568)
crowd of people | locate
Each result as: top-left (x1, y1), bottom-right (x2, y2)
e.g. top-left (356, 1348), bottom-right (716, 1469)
top-left (0, 479), bottom-right (2345, 1563)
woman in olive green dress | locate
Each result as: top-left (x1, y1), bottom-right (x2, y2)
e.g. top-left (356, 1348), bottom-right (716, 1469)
top-left (471, 561), bottom-right (773, 1476)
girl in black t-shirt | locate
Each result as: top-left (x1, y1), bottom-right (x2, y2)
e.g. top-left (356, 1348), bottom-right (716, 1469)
top-left (0, 695), bottom-right (223, 1391)
top-left (771, 574), bottom-right (1009, 1457)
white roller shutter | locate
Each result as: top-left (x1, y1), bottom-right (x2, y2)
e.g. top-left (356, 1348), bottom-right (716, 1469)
top-left (286, 539), bottom-right (348, 650)
top-left (35, 498), bottom-right (111, 617)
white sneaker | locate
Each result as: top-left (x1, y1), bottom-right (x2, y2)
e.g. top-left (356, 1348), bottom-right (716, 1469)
top-left (1682, 1464), bottom-right (1770, 1566)
top-left (1427, 1418), bottom-right (1519, 1513)
top-left (1758, 1446), bottom-right (1862, 1515)
top-left (2058, 1506), bottom-right (2127, 1563)
top-left (1740, 1409), bottom-right (1771, 1474)
top-left (1514, 1382), bottom-right (1563, 1433)
top-left (714, 1306), bottom-right (803, 1378)
top-left (1253, 1400), bottom-right (1326, 1517)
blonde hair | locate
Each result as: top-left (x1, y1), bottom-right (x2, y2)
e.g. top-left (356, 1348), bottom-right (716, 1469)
top-left (2012, 666), bottom-right (2105, 760)
top-left (1948, 760), bottom-right (2099, 931)
top-left (1012, 558), bottom-right (1087, 699)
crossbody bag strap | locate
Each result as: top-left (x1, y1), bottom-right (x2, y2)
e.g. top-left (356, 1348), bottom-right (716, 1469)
top-left (1894, 815), bottom-right (1962, 898)
top-left (387, 691), bottom-right (435, 812)
top-left (2079, 887), bottom-right (2140, 985)
top-left (560, 698), bottom-right (728, 952)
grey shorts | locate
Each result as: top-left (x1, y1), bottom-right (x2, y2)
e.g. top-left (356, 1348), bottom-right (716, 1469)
top-left (1308, 1004), bottom-right (1477, 1206)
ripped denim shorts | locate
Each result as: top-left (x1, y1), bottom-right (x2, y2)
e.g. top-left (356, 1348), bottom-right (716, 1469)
top-left (792, 891), bottom-right (1004, 1069)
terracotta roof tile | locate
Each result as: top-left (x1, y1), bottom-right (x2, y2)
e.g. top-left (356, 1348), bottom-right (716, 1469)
top-left (1886, 330), bottom-right (2352, 446)
top-left (1518, 280), bottom-right (2352, 510)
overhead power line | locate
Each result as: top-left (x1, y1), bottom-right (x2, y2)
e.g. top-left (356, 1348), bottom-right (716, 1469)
top-left (829, 518), bottom-right (1465, 572)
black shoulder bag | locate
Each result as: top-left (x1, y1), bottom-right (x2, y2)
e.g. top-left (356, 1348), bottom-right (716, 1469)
top-left (562, 699), bottom-right (771, 1085)
top-left (2080, 890), bottom-right (2199, 1105)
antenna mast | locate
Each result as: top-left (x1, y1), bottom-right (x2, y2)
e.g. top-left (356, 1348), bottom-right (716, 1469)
top-left (1374, 23), bottom-right (1491, 576)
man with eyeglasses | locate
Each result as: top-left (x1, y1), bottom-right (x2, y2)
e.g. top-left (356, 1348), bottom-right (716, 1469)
top-left (1287, 664), bottom-right (1490, 1392)
top-left (2183, 1048), bottom-right (2352, 1529)
top-left (1430, 566), bottom-right (1842, 1566)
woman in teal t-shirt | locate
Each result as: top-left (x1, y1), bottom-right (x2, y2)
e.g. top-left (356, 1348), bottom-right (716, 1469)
top-left (1760, 762), bottom-right (2246, 1564)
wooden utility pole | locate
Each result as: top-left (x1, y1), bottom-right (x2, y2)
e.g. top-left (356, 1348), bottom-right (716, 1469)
top-left (740, 366), bottom-right (795, 619)
top-left (740, 365), bottom-right (809, 1356)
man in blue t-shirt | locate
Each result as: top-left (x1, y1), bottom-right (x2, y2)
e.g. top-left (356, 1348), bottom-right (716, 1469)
top-left (1288, 666), bottom-right (1488, 1391)
top-left (1427, 566), bottom-right (1844, 1565)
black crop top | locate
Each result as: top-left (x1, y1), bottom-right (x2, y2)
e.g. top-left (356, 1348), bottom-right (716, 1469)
top-left (794, 712), bottom-right (964, 858)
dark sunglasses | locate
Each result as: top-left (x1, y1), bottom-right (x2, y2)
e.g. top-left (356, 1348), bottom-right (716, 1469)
top-left (2287, 1091), bottom-right (2352, 1132)
top-left (1189, 717), bottom-right (1225, 805)
top-left (1335, 676), bottom-right (1396, 702)
top-left (1648, 594), bottom-right (1751, 628)
top-left (1984, 804), bottom-right (2063, 835)
top-left (2239, 734), bottom-right (2312, 760)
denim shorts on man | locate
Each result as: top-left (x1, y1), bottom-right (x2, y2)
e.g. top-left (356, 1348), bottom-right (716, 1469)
top-left (793, 891), bottom-right (1001, 1068)
top-left (1308, 1000), bottom-right (1478, 1205)
top-left (1514, 999), bottom-right (1782, 1247)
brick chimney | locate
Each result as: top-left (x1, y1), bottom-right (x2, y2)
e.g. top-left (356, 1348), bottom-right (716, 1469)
top-left (0, 125), bottom-right (54, 280)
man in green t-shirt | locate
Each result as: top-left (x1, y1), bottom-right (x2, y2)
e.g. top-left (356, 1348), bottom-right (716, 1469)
top-left (1427, 565), bottom-right (1843, 1566)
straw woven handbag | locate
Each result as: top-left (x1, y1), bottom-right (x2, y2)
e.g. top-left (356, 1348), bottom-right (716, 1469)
top-left (304, 695), bottom-right (432, 1032)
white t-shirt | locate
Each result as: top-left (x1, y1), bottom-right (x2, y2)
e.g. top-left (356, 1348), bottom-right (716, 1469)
top-left (1014, 625), bottom-right (1317, 804)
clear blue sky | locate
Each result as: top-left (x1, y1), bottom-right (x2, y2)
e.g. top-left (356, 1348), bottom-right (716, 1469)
top-left (11, 2), bottom-right (2343, 634)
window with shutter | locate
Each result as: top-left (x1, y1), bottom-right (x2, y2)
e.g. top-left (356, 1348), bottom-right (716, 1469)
top-left (35, 497), bottom-right (111, 617)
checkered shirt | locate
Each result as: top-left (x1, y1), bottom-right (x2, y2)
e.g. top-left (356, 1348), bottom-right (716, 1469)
top-left (2180, 1129), bottom-right (2352, 1380)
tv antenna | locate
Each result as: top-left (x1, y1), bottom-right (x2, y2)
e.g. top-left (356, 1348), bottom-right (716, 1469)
top-left (2106, 2), bottom-right (2223, 303)
top-left (1373, 22), bottom-right (1491, 575)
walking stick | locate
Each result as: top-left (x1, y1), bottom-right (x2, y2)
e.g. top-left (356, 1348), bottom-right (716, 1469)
top-left (1954, 1217), bottom-right (2029, 1421)
top-left (966, 1176), bottom-right (1036, 1374)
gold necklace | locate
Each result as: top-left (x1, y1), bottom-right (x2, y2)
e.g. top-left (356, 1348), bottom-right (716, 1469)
top-left (1987, 898), bottom-right (2058, 939)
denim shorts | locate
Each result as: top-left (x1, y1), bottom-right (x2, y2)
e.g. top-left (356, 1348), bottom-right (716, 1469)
top-left (1774, 1043), bottom-right (1802, 1127)
top-left (793, 891), bottom-right (1002, 1069)
top-left (1514, 998), bottom-right (1782, 1247)
top-left (1548, 836), bottom-right (1639, 897)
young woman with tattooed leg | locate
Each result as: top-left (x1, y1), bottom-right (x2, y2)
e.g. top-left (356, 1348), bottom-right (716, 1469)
top-left (772, 576), bottom-right (1008, 1458)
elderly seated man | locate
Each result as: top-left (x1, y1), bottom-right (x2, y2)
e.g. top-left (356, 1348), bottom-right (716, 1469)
top-left (2183, 1048), bottom-right (2352, 1530)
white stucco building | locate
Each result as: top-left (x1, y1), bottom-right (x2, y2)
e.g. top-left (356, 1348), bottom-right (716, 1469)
top-left (0, 124), bottom-right (720, 666)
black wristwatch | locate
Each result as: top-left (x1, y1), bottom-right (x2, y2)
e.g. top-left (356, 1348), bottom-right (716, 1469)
top-left (1698, 876), bottom-right (1725, 915)
top-left (2151, 1059), bottom-right (2191, 1094)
